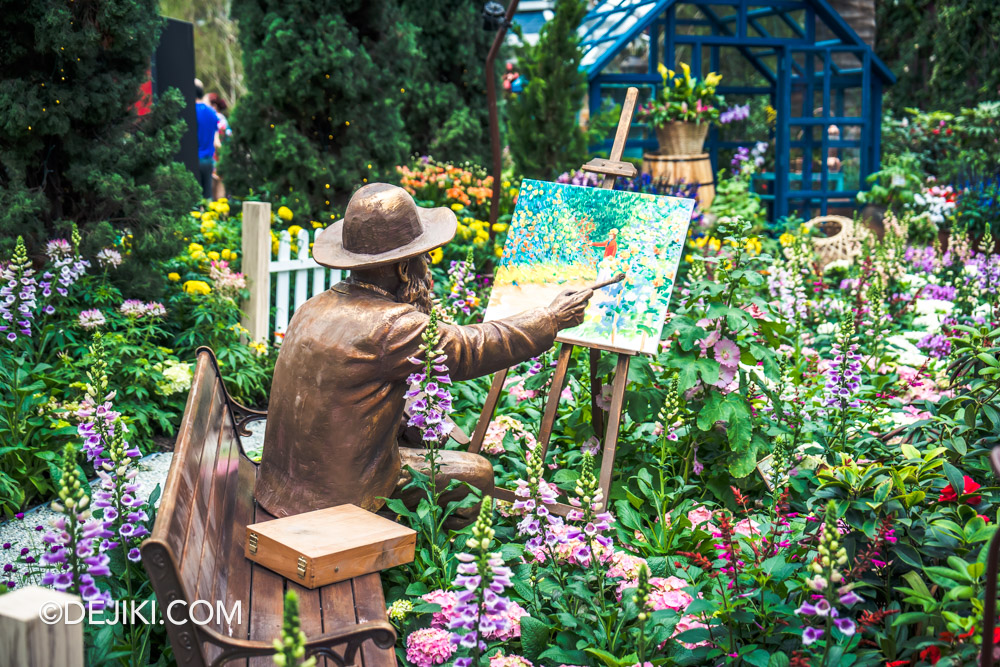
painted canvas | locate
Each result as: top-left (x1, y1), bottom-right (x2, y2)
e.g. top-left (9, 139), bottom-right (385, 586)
top-left (484, 179), bottom-right (695, 355)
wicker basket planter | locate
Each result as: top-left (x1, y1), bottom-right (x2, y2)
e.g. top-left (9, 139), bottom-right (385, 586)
top-left (654, 121), bottom-right (710, 155)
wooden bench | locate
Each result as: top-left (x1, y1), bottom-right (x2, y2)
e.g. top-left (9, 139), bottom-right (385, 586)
top-left (141, 348), bottom-right (397, 667)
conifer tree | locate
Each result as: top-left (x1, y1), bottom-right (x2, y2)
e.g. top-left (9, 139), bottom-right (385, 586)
top-left (398, 0), bottom-right (492, 164)
top-left (220, 0), bottom-right (419, 218)
top-left (506, 0), bottom-right (589, 179)
top-left (0, 0), bottom-right (200, 295)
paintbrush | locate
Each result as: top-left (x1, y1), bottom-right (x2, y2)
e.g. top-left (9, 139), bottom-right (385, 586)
top-left (585, 271), bottom-right (626, 291)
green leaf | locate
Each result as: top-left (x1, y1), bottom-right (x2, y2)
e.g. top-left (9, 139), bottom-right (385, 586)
top-left (520, 616), bottom-right (550, 661)
top-left (942, 460), bottom-right (966, 498)
top-left (745, 649), bottom-right (772, 667)
top-left (697, 392), bottom-right (729, 431)
top-left (585, 648), bottom-right (625, 667)
top-left (768, 653), bottom-right (790, 667)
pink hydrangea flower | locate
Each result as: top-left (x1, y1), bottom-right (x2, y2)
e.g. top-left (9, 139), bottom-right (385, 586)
top-left (672, 614), bottom-right (711, 649)
top-left (422, 589), bottom-right (458, 628)
top-left (405, 627), bottom-right (455, 667)
top-left (605, 550), bottom-right (648, 580)
top-left (686, 505), bottom-right (715, 530)
top-left (484, 600), bottom-right (529, 640)
top-left (733, 518), bottom-right (760, 537)
top-left (490, 653), bottom-right (533, 667)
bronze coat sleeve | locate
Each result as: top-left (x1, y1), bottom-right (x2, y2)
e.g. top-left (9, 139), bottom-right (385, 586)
top-left (380, 308), bottom-right (560, 383)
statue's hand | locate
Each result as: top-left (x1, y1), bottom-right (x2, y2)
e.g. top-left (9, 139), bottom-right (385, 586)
top-left (548, 288), bottom-right (594, 330)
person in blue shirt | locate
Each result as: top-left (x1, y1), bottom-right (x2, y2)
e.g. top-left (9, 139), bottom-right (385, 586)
top-left (194, 80), bottom-right (220, 200)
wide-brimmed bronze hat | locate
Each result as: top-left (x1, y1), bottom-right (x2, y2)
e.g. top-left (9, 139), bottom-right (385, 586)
top-left (313, 183), bottom-right (457, 269)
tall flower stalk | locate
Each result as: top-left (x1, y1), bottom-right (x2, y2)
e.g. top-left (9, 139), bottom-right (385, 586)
top-left (446, 247), bottom-right (478, 318)
top-left (449, 497), bottom-right (514, 667)
top-left (566, 454), bottom-right (615, 615)
top-left (0, 236), bottom-right (37, 344)
top-left (405, 310), bottom-right (455, 514)
top-left (40, 443), bottom-right (113, 610)
top-left (823, 313), bottom-right (862, 450)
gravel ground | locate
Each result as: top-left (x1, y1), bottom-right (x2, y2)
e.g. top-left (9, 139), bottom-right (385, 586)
top-left (0, 420), bottom-right (267, 579)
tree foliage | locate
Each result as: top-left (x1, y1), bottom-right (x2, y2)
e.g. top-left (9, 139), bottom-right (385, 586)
top-left (397, 0), bottom-right (491, 165)
top-left (220, 0), bottom-right (493, 216)
top-left (0, 0), bottom-right (200, 296)
top-left (506, 0), bottom-right (590, 180)
top-left (876, 0), bottom-right (1000, 111)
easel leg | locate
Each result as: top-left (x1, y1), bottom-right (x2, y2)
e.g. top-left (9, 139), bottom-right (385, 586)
top-left (596, 354), bottom-right (630, 510)
top-left (589, 347), bottom-right (604, 437)
top-left (469, 368), bottom-right (508, 454)
top-left (536, 343), bottom-right (574, 463)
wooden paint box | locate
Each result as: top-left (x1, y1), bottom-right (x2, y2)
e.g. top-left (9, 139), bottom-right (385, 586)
top-left (244, 504), bottom-right (416, 589)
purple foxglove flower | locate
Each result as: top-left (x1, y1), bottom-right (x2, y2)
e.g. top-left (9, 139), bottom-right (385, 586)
top-left (838, 590), bottom-right (862, 606)
top-left (802, 626), bottom-right (824, 645)
top-left (834, 617), bottom-right (855, 636)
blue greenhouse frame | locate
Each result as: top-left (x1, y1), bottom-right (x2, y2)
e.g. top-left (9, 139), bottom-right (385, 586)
top-left (575, 0), bottom-right (895, 218)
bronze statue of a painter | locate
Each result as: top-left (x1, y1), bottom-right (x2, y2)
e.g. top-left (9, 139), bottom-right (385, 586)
top-left (255, 183), bottom-right (594, 523)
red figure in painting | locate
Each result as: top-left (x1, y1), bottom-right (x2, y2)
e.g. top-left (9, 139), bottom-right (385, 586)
top-left (591, 227), bottom-right (619, 260)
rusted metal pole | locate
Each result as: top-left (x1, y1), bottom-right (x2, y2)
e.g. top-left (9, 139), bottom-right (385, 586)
top-left (486, 0), bottom-right (520, 234)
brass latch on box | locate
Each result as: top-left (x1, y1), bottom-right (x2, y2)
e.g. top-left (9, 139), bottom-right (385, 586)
top-left (248, 532), bottom-right (259, 555)
top-left (297, 556), bottom-right (307, 580)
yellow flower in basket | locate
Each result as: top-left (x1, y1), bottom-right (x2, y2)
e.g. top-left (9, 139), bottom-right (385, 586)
top-left (277, 206), bottom-right (294, 221)
top-left (183, 280), bottom-right (212, 296)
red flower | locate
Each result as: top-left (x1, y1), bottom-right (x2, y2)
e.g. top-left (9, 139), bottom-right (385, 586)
top-left (958, 627), bottom-right (975, 640)
top-left (994, 626), bottom-right (1000, 644)
top-left (938, 476), bottom-right (982, 505)
top-left (887, 661), bottom-right (910, 667)
top-left (920, 645), bottom-right (941, 664)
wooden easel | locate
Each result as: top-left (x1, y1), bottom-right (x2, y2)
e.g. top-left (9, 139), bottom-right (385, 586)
top-left (469, 88), bottom-right (641, 516)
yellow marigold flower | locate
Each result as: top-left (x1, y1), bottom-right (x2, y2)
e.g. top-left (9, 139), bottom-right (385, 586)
top-left (494, 245), bottom-right (503, 258)
top-left (221, 248), bottom-right (232, 260)
top-left (202, 211), bottom-right (217, 222)
top-left (190, 210), bottom-right (202, 219)
top-left (168, 272), bottom-right (181, 282)
top-left (277, 206), bottom-right (294, 221)
top-left (450, 203), bottom-right (464, 212)
top-left (201, 219), bottom-right (216, 231)
top-left (458, 224), bottom-right (472, 240)
top-left (311, 220), bottom-right (323, 229)
top-left (191, 251), bottom-right (205, 261)
top-left (779, 232), bottom-right (796, 247)
top-left (685, 254), bottom-right (693, 263)
top-left (287, 224), bottom-right (303, 239)
top-left (694, 236), bottom-right (707, 249)
top-left (188, 243), bottom-right (204, 254)
top-left (207, 251), bottom-right (221, 261)
top-left (709, 238), bottom-right (721, 252)
top-left (217, 197), bottom-right (228, 204)
top-left (183, 280), bottom-right (212, 296)
top-left (509, 188), bottom-right (518, 197)
top-left (491, 223), bottom-right (508, 233)
top-left (230, 251), bottom-right (238, 262)
top-left (429, 248), bottom-right (444, 264)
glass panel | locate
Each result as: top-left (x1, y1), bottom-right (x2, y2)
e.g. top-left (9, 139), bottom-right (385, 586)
top-left (580, 0), bottom-right (664, 71)
top-left (838, 147), bottom-right (862, 191)
top-left (602, 34), bottom-right (652, 74)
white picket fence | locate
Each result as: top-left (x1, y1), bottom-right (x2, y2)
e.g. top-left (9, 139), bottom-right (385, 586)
top-left (241, 201), bottom-right (344, 343)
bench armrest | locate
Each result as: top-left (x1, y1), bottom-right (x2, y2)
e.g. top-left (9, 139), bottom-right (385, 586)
top-left (205, 619), bottom-right (396, 667)
top-left (304, 619), bottom-right (396, 662)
